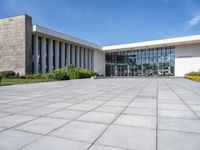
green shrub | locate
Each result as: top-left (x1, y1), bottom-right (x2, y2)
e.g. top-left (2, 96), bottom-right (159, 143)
top-left (67, 64), bottom-right (76, 79)
top-left (31, 74), bottom-right (48, 79)
top-left (185, 71), bottom-right (200, 76)
top-left (46, 72), bottom-right (55, 79)
top-left (49, 67), bottom-right (69, 80)
top-left (0, 71), bottom-right (16, 78)
top-left (67, 64), bottom-right (98, 79)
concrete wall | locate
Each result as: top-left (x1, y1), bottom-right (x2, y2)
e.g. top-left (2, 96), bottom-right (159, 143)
top-left (175, 43), bottom-right (200, 77)
top-left (93, 50), bottom-right (105, 75)
top-left (0, 15), bottom-right (32, 75)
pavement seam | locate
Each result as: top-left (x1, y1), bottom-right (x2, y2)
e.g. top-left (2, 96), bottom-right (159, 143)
top-left (16, 79), bottom-right (143, 150)
top-left (86, 79), bottom-right (150, 150)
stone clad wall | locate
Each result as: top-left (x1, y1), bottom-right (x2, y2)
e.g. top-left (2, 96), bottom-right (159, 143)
top-left (0, 15), bottom-right (32, 75)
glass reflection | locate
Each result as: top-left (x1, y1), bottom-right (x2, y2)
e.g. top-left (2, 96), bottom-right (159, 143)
top-left (106, 46), bottom-right (175, 77)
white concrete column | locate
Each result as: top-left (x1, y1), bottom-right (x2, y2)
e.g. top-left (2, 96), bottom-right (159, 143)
top-left (34, 34), bottom-right (39, 74)
top-left (72, 45), bottom-right (75, 66)
top-left (67, 44), bottom-right (70, 65)
top-left (76, 46), bottom-right (80, 67)
top-left (88, 49), bottom-right (92, 70)
top-left (81, 48), bottom-right (84, 68)
top-left (55, 40), bottom-right (59, 69)
top-left (85, 49), bottom-right (88, 69)
top-left (48, 39), bottom-right (53, 72)
top-left (41, 37), bottom-right (46, 73)
top-left (61, 42), bottom-right (65, 67)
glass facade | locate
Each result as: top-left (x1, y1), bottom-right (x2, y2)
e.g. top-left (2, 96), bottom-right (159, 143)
top-left (106, 46), bottom-right (175, 77)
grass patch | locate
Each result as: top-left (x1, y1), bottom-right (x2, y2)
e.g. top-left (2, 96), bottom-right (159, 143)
top-left (185, 76), bottom-right (200, 82)
top-left (0, 78), bottom-right (55, 86)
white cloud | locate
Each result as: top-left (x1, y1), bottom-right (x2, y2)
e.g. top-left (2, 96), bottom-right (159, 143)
top-left (187, 15), bottom-right (200, 27)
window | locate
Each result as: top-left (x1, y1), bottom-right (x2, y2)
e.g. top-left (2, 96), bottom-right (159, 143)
top-left (59, 42), bottom-right (62, 68)
top-left (46, 39), bottom-right (49, 72)
top-left (53, 40), bottom-right (56, 70)
top-left (105, 46), bottom-right (175, 77)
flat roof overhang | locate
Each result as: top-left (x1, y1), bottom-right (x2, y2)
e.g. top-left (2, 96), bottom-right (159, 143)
top-left (32, 25), bottom-right (200, 52)
top-left (32, 25), bottom-right (102, 50)
top-left (102, 34), bottom-right (200, 51)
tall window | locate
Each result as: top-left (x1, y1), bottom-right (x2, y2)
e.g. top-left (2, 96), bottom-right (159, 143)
top-left (91, 50), bottom-right (94, 71)
top-left (88, 49), bottom-right (90, 69)
top-left (65, 43), bottom-right (67, 66)
top-left (75, 46), bottom-right (77, 67)
top-left (59, 42), bottom-right (62, 68)
top-left (70, 45), bottom-right (73, 64)
top-left (79, 47), bottom-right (82, 67)
top-left (46, 39), bottom-right (49, 72)
top-left (83, 48), bottom-right (86, 68)
top-left (53, 40), bottom-right (56, 70)
top-left (32, 35), bottom-right (35, 73)
top-left (38, 37), bottom-right (42, 73)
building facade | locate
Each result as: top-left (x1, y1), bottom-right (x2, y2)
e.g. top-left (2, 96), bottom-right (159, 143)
top-left (0, 15), bottom-right (200, 77)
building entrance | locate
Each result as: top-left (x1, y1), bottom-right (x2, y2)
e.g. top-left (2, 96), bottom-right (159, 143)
top-left (105, 47), bottom-right (175, 77)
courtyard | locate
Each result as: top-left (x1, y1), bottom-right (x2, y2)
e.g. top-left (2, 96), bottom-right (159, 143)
top-left (0, 78), bottom-right (200, 150)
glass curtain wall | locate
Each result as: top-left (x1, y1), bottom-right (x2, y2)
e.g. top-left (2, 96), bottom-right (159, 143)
top-left (106, 46), bottom-right (175, 77)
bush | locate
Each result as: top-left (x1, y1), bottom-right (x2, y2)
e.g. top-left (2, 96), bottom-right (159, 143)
top-left (49, 68), bottom-right (69, 80)
top-left (67, 64), bottom-right (76, 79)
top-left (185, 71), bottom-right (200, 76)
top-left (0, 71), bottom-right (16, 78)
top-left (67, 64), bottom-right (98, 79)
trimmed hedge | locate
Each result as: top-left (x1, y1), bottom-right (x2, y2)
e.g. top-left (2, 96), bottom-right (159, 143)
top-left (185, 76), bottom-right (200, 82)
top-left (67, 64), bottom-right (98, 79)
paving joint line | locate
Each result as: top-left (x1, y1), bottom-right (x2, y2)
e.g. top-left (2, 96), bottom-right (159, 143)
top-left (165, 80), bottom-right (200, 120)
top-left (86, 79), bottom-right (150, 150)
top-left (17, 79), bottom-right (144, 150)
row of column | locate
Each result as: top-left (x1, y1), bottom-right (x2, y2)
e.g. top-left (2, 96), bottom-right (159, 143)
top-left (32, 35), bottom-right (94, 74)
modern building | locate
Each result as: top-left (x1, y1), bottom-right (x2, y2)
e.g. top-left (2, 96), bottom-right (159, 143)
top-left (0, 14), bottom-right (200, 77)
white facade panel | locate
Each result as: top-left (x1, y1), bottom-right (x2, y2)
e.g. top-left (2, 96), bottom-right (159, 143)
top-left (93, 50), bottom-right (105, 75)
top-left (175, 44), bottom-right (200, 77)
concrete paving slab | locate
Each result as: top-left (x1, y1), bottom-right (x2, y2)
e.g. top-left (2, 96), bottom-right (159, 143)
top-left (20, 136), bottom-right (90, 150)
top-left (158, 109), bottom-right (197, 119)
top-left (15, 117), bottom-right (68, 135)
top-left (78, 112), bottom-right (117, 124)
top-left (0, 129), bottom-right (40, 150)
top-left (50, 120), bottom-right (107, 143)
top-left (94, 106), bottom-right (124, 114)
top-left (159, 117), bottom-right (200, 134)
top-left (89, 144), bottom-right (125, 150)
top-left (96, 125), bottom-right (156, 150)
top-left (0, 114), bottom-right (36, 128)
top-left (47, 109), bottom-right (85, 120)
top-left (0, 78), bottom-right (200, 150)
top-left (114, 114), bottom-right (156, 129)
top-left (123, 107), bottom-right (156, 116)
top-left (1, 106), bottom-right (33, 113)
top-left (67, 104), bottom-right (97, 111)
top-left (45, 102), bottom-right (73, 108)
top-left (158, 130), bottom-right (200, 150)
top-left (20, 107), bottom-right (59, 116)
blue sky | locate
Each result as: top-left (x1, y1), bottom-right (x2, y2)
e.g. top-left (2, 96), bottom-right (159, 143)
top-left (0, 0), bottom-right (200, 46)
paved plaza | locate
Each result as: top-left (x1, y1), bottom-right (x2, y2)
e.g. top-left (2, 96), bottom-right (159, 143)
top-left (0, 78), bottom-right (200, 150)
